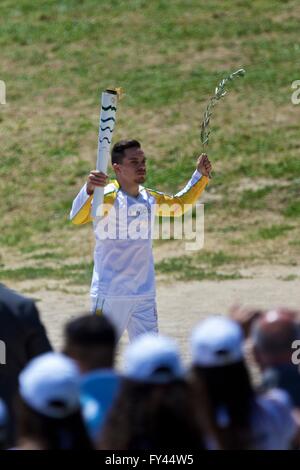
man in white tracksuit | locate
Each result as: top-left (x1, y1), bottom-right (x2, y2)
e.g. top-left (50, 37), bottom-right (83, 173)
top-left (70, 139), bottom-right (212, 341)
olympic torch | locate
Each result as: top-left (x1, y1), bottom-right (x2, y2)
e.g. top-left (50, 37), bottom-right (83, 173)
top-left (91, 88), bottom-right (119, 218)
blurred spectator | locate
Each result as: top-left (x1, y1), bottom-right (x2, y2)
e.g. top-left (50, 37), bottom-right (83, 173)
top-left (63, 314), bottom-right (116, 373)
top-left (99, 333), bottom-right (212, 450)
top-left (251, 308), bottom-right (300, 408)
top-left (229, 304), bottom-right (263, 337)
top-left (16, 352), bottom-right (93, 449)
top-left (0, 398), bottom-right (9, 450)
top-left (0, 283), bottom-right (52, 445)
top-left (189, 315), bottom-right (297, 450)
top-left (64, 315), bottom-right (120, 443)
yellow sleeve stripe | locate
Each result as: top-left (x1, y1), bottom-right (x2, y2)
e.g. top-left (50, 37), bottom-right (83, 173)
top-left (71, 189), bottom-right (117, 225)
top-left (148, 175), bottom-right (209, 217)
top-left (71, 195), bottom-right (93, 225)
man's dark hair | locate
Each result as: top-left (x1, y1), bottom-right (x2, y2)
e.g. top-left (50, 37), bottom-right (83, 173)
top-left (111, 139), bottom-right (141, 165)
top-left (64, 314), bottom-right (117, 371)
top-left (99, 380), bottom-right (206, 450)
top-left (64, 314), bottom-right (116, 348)
top-left (16, 399), bottom-right (93, 450)
top-left (191, 361), bottom-right (255, 449)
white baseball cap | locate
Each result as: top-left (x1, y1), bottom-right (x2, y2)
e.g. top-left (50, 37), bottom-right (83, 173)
top-left (124, 333), bottom-right (184, 383)
top-left (19, 352), bottom-right (81, 418)
top-left (190, 316), bottom-right (244, 367)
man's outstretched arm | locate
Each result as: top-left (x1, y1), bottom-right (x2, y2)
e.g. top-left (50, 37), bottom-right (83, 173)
top-left (147, 154), bottom-right (212, 216)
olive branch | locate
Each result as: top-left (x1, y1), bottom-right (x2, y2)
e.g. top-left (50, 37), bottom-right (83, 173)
top-left (200, 68), bottom-right (246, 151)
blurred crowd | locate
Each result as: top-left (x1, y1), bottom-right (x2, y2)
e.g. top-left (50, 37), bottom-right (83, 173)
top-left (0, 282), bottom-right (300, 450)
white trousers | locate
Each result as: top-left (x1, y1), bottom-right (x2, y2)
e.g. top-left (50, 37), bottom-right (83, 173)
top-left (91, 296), bottom-right (158, 342)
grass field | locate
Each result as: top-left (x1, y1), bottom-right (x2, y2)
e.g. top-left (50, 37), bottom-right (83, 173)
top-left (1, 0), bottom-right (299, 289)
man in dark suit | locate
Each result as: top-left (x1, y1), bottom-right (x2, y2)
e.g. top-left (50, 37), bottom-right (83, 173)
top-left (0, 283), bottom-right (52, 445)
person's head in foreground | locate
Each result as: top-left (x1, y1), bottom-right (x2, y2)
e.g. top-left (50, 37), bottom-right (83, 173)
top-left (111, 139), bottom-right (146, 186)
top-left (16, 352), bottom-right (93, 450)
top-left (63, 314), bottom-right (117, 373)
top-left (189, 315), bottom-right (298, 450)
top-left (251, 308), bottom-right (300, 369)
top-left (251, 308), bottom-right (300, 408)
top-left (99, 333), bottom-right (209, 450)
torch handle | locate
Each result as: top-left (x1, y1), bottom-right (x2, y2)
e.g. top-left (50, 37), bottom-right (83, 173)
top-left (91, 90), bottom-right (118, 218)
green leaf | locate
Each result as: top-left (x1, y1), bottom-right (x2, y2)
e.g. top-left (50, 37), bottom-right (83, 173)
top-left (200, 68), bottom-right (246, 149)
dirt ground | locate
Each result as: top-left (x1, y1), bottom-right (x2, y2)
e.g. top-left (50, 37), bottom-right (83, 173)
top-left (9, 264), bottom-right (300, 369)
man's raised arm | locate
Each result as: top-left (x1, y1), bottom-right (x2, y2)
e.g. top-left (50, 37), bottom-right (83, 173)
top-left (147, 153), bottom-right (212, 216)
top-left (70, 171), bottom-right (108, 225)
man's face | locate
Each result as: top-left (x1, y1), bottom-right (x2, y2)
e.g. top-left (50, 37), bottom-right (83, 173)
top-left (114, 146), bottom-right (147, 184)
